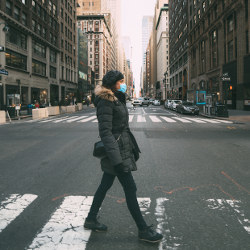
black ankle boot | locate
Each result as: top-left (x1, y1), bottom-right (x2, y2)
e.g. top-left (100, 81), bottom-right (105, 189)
top-left (84, 218), bottom-right (108, 232)
top-left (138, 225), bottom-right (163, 243)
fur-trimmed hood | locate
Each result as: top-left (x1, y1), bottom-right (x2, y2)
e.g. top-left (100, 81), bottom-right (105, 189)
top-left (94, 85), bottom-right (118, 102)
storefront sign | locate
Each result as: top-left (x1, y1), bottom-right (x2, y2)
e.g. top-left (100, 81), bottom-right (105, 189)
top-left (79, 71), bottom-right (88, 80)
top-left (221, 73), bottom-right (231, 82)
top-left (0, 69), bottom-right (8, 75)
top-left (196, 91), bottom-right (206, 105)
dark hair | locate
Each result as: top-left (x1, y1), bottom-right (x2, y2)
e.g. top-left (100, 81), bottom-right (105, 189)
top-left (102, 70), bottom-right (124, 88)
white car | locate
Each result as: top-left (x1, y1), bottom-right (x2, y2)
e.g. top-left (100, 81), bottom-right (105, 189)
top-left (153, 100), bottom-right (160, 106)
top-left (170, 100), bottom-right (182, 110)
top-left (165, 100), bottom-right (172, 109)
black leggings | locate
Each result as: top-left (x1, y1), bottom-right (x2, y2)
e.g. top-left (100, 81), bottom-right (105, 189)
top-left (87, 172), bottom-right (147, 230)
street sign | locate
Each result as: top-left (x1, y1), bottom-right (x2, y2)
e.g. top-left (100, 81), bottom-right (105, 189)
top-left (221, 73), bottom-right (231, 81)
top-left (0, 69), bottom-right (8, 75)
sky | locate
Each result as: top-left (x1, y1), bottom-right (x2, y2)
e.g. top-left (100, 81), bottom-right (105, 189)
top-left (121, 0), bottom-right (156, 97)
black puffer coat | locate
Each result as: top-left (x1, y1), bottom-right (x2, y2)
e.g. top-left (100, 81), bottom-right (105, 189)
top-left (94, 85), bottom-right (141, 175)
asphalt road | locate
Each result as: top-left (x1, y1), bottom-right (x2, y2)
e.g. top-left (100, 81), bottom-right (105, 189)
top-left (0, 104), bottom-right (250, 250)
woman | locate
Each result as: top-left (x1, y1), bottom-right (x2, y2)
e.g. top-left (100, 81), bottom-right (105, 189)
top-left (84, 70), bottom-right (163, 243)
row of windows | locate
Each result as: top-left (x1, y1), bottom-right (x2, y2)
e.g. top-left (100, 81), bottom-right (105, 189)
top-left (6, 26), bottom-right (57, 62)
top-left (5, 49), bottom-right (57, 78)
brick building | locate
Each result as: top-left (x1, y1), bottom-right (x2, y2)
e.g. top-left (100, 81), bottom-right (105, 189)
top-left (188, 0), bottom-right (250, 110)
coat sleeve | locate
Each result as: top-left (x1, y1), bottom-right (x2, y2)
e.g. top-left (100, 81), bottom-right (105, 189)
top-left (97, 100), bottom-right (123, 166)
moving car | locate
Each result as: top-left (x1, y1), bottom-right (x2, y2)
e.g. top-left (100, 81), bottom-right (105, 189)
top-left (170, 100), bottom-right (182, 110)
top-left (176, 101), bottom-right (199, 115)
top-left (153, 100), bottom-right (160, 106)
top-left (141, 97), bottom-right (150, 106)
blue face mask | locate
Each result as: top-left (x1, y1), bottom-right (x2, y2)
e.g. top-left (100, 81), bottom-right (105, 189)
top-left (118, 83), bottom-right (127, 93)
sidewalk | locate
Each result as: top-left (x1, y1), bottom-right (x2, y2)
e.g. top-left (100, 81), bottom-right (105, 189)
top-left (5, 105), bottom-right (95, 123)
top-left (201, 109), bottom-right (250, 123)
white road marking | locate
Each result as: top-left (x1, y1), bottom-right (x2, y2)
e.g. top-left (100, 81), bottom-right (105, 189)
top-left (92, 119), bottom-right (98, 123)
top-left (66, 116), bottom-right (87, 123)
top-left (214, 119), bottom-right (233, 124)
top-left (182, 117), bottom-right (207, 123)
top-left (78, 116), bottom-right (97, 123)
top-left (207, 199), bottom-right (250, 234)
top-left (27, 196), bottom-right (94, 250)
top-left (0, 194), bottom-right (38, 233)
top-left (155, 198), bottom-right (182, 250)
top-left (138, 198), bottom-right (151, 215)
top-left (137, 115), bottom-right (146, 122)
top-left (39, 116), bottom-right (69, 123)
top-left (149, 116), bottom-right (162, 123)
top-left (53, 116), bottom-right (78, 123)
top-left (198, 118), bottom-right (221, 124)
top-left (160, 116), bottom-right (177, 123)
top-left (173, 117), bottom-right (192, 123)
top-left (129, 115), bottom-right (134, 122)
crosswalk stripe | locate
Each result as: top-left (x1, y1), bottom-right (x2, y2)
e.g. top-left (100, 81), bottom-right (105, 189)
top-left (92, 119), bottom-right (98, 123)
top-left (183, 117), bottom-right (207, 123)
top-left (66, 116), bottom-right (87, 123)
top-left (207, 199), bottom-right (250, 234)
top-left (214, 119), bottom-right (233, 124)
top-left (149, 116), bottom-right (161, 123)
top-left (198, 118), bottom-right (221, 123)
top-left (0, 194), bottom-right (38, 233)
top-left (39, 116), bottom-right (69, 123)
top-left (53, 116), bottom-right (78, 123)
top-left (78, 116), bottom-right (97, 123)
top-left (160, 116), bottom-right (177, 123)
top-left (137, 115), bottom-right (146, 122)
top-left (173, 117), bottom-right (192, 123)
top-left (129, 115), bottom-right (134, 122)
top-left (27, 196), bottom-right (94, 250)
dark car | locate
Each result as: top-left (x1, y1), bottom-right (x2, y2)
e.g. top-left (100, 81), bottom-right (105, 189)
top-left (176, 101), bottom-right (199, 115)
top-left (141, 97), bottom-right (150, 106)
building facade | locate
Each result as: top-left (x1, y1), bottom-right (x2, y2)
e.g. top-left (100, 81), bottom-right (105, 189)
top-left (0, 0), bottom-right (61, 110)
top-left (156, 2), bottom-right (169, 101)
top-left (169, 0), bottom-right (189, 100)
top-left (59, 0), bottom-right (78, 105)
top-left (188, 0), bottom-right (250, 110)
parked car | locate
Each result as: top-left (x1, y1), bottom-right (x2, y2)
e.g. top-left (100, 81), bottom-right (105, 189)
top-left (132, 99), bottom-right (142, 106)
top-left (176, 101), bottom-right (199, 115)
top-left (149, 99), bottom-right (155, 104)
top-left (170, 100), bottom-right (182, 110)
top-left (164, 100), bottom-right (172, 109)
top-left (141, 97), bottom-right (150, 106)
top-left (153, 100), bottom-right (160, 106)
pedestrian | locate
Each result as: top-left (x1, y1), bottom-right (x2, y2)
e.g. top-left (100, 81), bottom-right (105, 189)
top-left (84, 70), bottom-right (163, 243)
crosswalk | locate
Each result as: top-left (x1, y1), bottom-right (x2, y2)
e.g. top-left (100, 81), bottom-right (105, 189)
top-left (26, 115), bottom-right (233, 125)
top-left (0, 194), bottom-right (249, 249)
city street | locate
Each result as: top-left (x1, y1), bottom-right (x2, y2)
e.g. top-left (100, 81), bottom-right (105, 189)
top-left (0, 104), bottom-right (250, 249)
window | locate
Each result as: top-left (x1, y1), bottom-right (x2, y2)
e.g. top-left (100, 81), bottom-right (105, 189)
top-left (14, 6), bottom-right (20, 21)
top-left (22, 0), bottom-right (26, 4)
top-left (33, 40), bottom-right (46, 57)
top-left (37, 23), bottom-right (41, 35)
top-left (50, 50), bottom-right (57, 63)
top-left (228, 40), bottom-right (234, 62)
top-left (21, 12), bottom-right (27, 25)
top-left (42, 28), bottom-right (46, 38)
top-left (32, 60), bottom-right (46, 76)
top-left (6, 26), bottom-right (27, 49)
top-left (37, 5), bottom-right (41, 17)
top-left (32, 0), bottom-right (36, 12)
top-left (5, 49), bottom-right (27, 70)
top-left (246, 31), bottom-right (249, 54)
top-left (32, 19), bottom-right (36, 32)
top-left (211, 30), bottom-right (217, 68)
top-left (246, 0), bottom-right (249, 21)
top-left (228, 15), bottom-right (233, 33)
top-left (6, 0), bottom-right (12, 15)
top-left (50, 66), bottom-right (56, 78)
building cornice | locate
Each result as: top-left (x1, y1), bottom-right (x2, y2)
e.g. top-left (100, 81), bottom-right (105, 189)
top-left (156, 5), bottom-right (169, 30)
